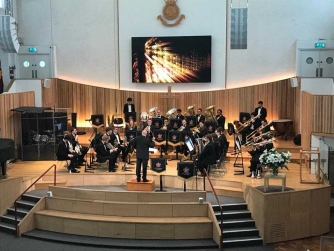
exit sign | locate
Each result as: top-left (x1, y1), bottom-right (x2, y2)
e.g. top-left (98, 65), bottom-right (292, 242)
top-left (315, 43), bottom-right (325, 48)
top-left (28, 47), bottom-right (37, 52)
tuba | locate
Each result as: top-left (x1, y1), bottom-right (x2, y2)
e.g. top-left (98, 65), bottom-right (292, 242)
top-left (204, 105), bottom-right (218, 123)
top-left (166, 108), bottom-right (176, 119)
top-left (148, 107), bottom-right (157, 118)
top-left (184, 105), bottom-right (195, 116)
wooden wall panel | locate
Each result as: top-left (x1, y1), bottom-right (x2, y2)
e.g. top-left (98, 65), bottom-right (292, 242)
top-left (42, 78), bottom-right (298, 130)
top-left (0, 91), bottom-right (35, 146)
top-left (301, 92), bottom-right (313, 149)
top-left (313, 95), bottom-right (334, 134)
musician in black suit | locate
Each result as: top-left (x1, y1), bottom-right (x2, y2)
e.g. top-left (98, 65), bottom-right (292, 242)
top-left (196, 108), bottom-right (205, 123)
top-left (216, 109), bottom-right (226, 130)
top-left (109, 127), bottom-right (128, 162)
top-left (97, 135), bottom-right (118, 172)
top-left (143, 119), bottom-right (154, 139)
top-left (155, 109), bottom-right (165, 121)
top-left (260, 119), bottom-right (271, 134)
top-left (215, 127), bottom-right (228, 157)
top-left (247, 135), bottom-right (273, 177)
top-left (196, 121), bottom-right (208, 138)
top-left (57, 135), bottom-right (79, 173)
top-left (197, 134), bottom-right (216, 176)
top-left (70, 128), bottom-right (88, 165)
top-left (254, 101), bottom-right (267, 129)
top-left (133, 130), bottom-right (155, 182)
top-left (125, 118), bottom-right (137, 131)
top-left (123, 97), bottom-right (135, 114)
top-left (175, 109), bottom-right (184, 120)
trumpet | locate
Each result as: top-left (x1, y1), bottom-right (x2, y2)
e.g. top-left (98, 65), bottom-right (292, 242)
top-left (162, 124), bottom-right (168, 130)
top-left (246, 121), bottom-right (272, 141)
top-left (236, 114), bottom-right (260, 133)
top-left (179, 126), bottom-right (185, 131)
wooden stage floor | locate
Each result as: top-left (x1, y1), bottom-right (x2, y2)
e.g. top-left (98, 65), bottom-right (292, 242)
top-left (5, 139), bottom-right (323, 191)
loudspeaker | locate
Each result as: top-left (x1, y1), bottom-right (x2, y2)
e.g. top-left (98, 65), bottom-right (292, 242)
top-left (44, 79), bottom-right (51, 88)
top-left (290, 77), bottom-right (298, 88)
top-left (71, 113), bottom-right (77, 128)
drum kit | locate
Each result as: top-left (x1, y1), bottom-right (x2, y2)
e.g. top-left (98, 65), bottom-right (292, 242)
top-left (31, 130), bottom-right (55, 144)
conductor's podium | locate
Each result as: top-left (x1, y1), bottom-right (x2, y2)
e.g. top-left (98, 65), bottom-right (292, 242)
top-left (126, 179), bottom-right (155, 191)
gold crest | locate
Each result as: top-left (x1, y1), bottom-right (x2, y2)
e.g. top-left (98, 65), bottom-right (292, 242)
top-left (158, 0), bottom-right (185, 27)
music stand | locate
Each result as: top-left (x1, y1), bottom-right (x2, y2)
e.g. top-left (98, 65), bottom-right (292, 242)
top-left (186, 116), bottom-right (197, 129)
top-left (234, 135), bottom-right (244, 175)
top-left (205, 121), bottom-right (217, 133)
top-left (170, 119), bottom-right (182, 130)
top-left (151, 158), bottom-right (167, 192)
top-left (152, 118), bottom-right (163, 129)
top-left (153, 130), bottom-right (167, 158)
top-left (177, 162), bottom-right (195, 191)
top-left (125, 112), bottom-right (137, 122)
top-left (168, 131), bottom-right (182, 161)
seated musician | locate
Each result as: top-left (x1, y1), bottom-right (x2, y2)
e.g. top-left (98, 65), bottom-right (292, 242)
top-left (261, 119), bottom-right (270, 133)
top-left (162, 118), bottom-right (171, 131)
top-left (143, 119), bottom-right (153, 138)
top-left (196, 108), bottom-right (205, 123)
top-left (239, 116), bottom-right (248, 144)
top-left (197, 134), bottom-right (216, 176)
top-left (175, 109), bottom-right (184, 120)
top-left (182, 134), bottom-right (196, 160)
top-left (155, 109), bottom-right (165, 120)
top-left (247, 134), bottom-right (274, 177)
top-left (97, 135), bottom-right (118, 172)
top-left (57, 134), bottom-right (80, 173)
top-left (215, 127), bottom-right (228, 157)
top-left (178, 119), bottom-right (191, 155)
top-left (196, 121), bottom-right (208, 138)
top-left (110, 126), bottom-right (128, 163)
top-left (70, 128), bottom-right (88, 166)
top-left (216, 109), bottom-right (226, 131)
top-left (125, 118), bottom-right (137, 131)
top-left (212, 133), bottom-right (220, 160)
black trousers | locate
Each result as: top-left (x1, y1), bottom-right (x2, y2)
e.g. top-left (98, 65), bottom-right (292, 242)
top-left (60, 156), bottom-right (77, 171)
top-left (118, 145), bottom-right (129, 161)
top-left (136, 158), bottom-right (148, 180)
top-left (250, 154), bottom-right (261, 172)
top-left (78, 146), bottom-right (89, 164)
top-left (100, 155), bottom-right (117, 172)
top-left (0, 162), bottom-right (6, 176)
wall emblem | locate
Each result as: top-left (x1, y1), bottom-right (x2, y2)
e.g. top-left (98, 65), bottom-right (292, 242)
top-left (158, 0), bottom-right (185, 27)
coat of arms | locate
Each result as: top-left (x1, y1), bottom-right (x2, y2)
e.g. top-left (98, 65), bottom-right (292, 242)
top-left (158, 0), bottom-right (185, 27)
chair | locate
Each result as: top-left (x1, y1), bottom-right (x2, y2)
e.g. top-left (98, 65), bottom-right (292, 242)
top-left (55, 152), bottom-right (70, 172)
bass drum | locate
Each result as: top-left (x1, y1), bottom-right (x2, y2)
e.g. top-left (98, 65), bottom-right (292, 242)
top-left (140, 112), bottom-right (149, 122)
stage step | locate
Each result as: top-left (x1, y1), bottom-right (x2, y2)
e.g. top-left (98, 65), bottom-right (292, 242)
top-left (211, 202), bottom-right (263, 248)
top-left (213, 186), bottom-right (243, 198)
top-left (0, 193), bottom-right (41, 235)
top-left (23, 229), bottom-right (220, 250)
top-left (35, 179), bottom-right (67, 190)
top-left (35, 210), bottom-right (213, 240)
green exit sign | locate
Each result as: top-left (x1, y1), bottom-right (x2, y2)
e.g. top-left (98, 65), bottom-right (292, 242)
top-left (315, 43), bottom-right (325, 48)
top-left (28, 47), bottom-right (37, 52)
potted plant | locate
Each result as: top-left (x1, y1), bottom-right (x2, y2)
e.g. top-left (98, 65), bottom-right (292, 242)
top-left (259, 148), bottom-right (291, 175)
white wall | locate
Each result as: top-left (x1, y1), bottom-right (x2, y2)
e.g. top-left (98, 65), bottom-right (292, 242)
top-left (15, 0), bottom-right (334, 91)
top-left (16, 0), bottom-right (119, 89)
top-left (301, 78), bottom-right (334, 95)
top-left (7, 79), bottom-right (42, 106)
top-left (226, 0), bottom-right (334, 88)
top-left (119, 0), bottom-right (226, 92)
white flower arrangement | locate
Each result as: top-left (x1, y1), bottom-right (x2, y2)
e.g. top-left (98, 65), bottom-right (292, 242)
top-left (259, 148), bottom-right (291, 175)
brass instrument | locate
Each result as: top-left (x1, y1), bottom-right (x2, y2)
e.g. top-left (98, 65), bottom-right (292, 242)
top-left (204, 105), bottom-right (218, 123)
top-left (74, 135), bottom-right (82, 155)
top-left (106, 143), bottom-right (117, 151)
top-left (166, 108), bottom-right (177, 119)
top-left (178, 126), bottom-right (185, 131)
top-left (148, 107), bottom-right (157, 118)
top-left (253, 138), bottom-right (276, 149)
top-left (184, 105), bottom-right (195, 116)
top-left (236, 114), bottom-right (261, 133)
top-left (162, 124), bottom-right (168, 130)
top-left (246, 121), bottom-right (273, 141)
top-left (244, 131), bottom-right (272, 146)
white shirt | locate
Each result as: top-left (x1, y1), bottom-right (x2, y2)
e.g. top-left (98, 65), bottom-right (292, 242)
top-left (128, 104), bottom-right (132, 112)
top-left (115, 133), bottom-right (120, 144)
top-left (197, 115), bottom-right (201, 122)
top-left (258, 107), bottom-right (262, 115)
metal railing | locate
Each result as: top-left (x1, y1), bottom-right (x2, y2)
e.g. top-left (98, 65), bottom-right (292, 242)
top-left (14, 164), bottom-right (57, 237)
top-left (203, 168), bottom-right (223, 248)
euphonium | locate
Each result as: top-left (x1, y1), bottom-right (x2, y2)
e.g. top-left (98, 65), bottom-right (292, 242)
top-left (204, 105), bottom-right (218, 123)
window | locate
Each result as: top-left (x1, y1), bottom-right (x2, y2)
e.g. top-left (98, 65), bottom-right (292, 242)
top-left (0, 0), bottom-right (4, 9)
top-left (23, 61), bottom-right (29, 67)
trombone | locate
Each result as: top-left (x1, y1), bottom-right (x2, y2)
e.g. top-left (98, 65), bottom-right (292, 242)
top-left (236, 114), bottom-right (260, 133)
top-left (244, 131), bottom-right (272, 146)
top-left (246, 121), bottom-right (273, 141)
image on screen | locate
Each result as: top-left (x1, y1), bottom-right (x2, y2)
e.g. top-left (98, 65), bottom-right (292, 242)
top-left (132, 36), bottom-right (212, 83)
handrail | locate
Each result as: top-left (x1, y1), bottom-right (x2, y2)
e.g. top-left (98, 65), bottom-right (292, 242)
top-left (203, 168), bottom-right (223, 249)
top-left (14, 164), bottom-right (57, 237)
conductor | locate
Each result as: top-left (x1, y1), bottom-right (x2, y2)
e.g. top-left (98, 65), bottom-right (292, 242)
top-left (133, 129), bottom-right (155, 182)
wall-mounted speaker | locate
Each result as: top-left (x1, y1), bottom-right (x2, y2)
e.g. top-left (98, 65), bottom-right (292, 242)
top-left (44, 79), bottom-right (51, 88)
top-left (290, 77), bottom-right (298, 88)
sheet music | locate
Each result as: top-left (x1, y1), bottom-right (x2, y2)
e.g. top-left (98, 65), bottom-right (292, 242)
top-left (149, 148), bottom-right (158, 153)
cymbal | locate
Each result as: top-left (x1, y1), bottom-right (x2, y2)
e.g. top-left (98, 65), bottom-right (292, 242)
top-left (44, 130), bottom-right (54, 133)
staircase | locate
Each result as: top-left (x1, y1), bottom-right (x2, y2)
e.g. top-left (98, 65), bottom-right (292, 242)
top-left (0, 194), bottom-right (41, 235)
top-left (213, 203), bottom-right (263, 248)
